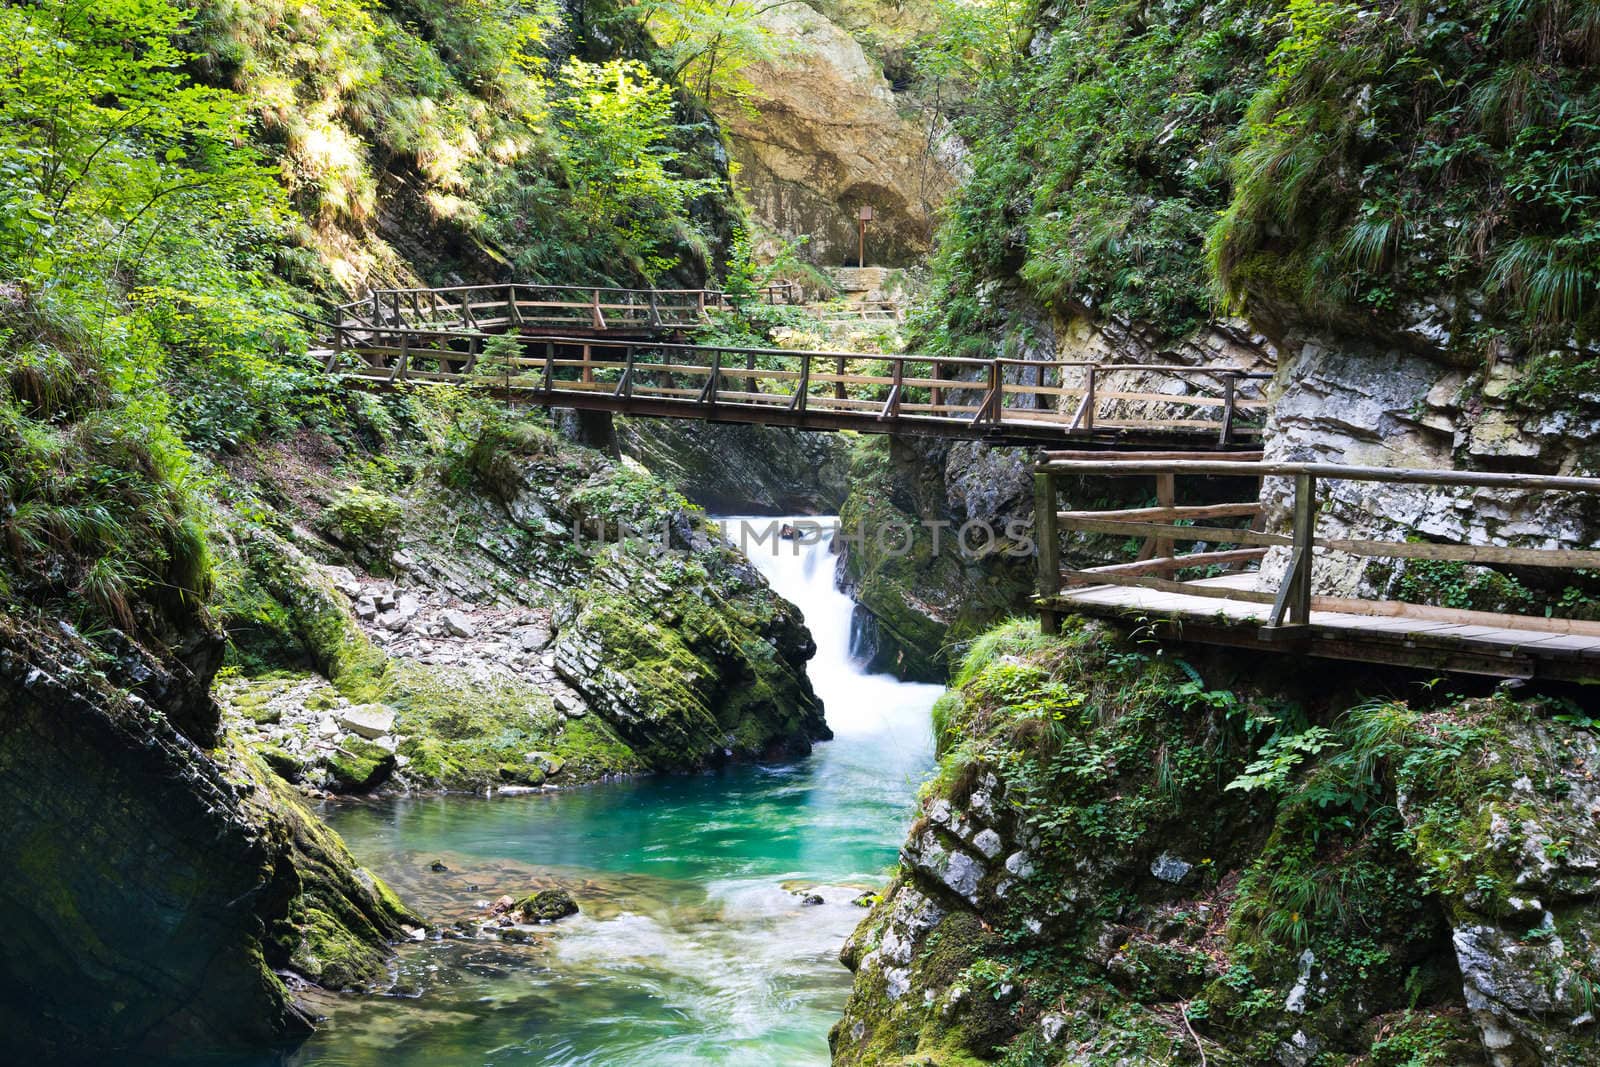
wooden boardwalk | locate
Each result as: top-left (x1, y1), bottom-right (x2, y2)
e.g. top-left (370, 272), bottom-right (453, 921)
top-left (321, 285), bottom-right (1272, 449)
top-left (1035, 456), bottom-right (1600, 682)
top-left (1060, 574), bottom-right (1600, 681)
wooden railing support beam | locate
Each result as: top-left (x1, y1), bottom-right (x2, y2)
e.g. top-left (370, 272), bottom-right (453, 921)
top-left (1268, 471), bottom-right (1317, 630)
top-left (1036, 470), bottom-right (1061, 634)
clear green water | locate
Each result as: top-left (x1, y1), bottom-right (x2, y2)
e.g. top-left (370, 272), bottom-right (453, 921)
top-left (284, 519), bottom-right (939, 1066)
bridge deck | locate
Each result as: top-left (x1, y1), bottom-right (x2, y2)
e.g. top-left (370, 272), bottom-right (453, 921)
top-left (325, 327), bottom-right (1271, 448)
top-left (1051, 575), bottom-right (1600, 681)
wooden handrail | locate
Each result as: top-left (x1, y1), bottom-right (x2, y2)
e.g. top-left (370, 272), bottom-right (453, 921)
top-left (1035, 457), bottom-right (1600, 639)
top-left (1037, 459), bottom-right (1600, 492)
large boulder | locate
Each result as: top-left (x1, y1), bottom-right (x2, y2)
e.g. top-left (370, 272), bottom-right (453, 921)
top-left (0, 619), bottom-right (415, 1059)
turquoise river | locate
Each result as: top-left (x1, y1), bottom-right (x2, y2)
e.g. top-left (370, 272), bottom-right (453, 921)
top-left (288, 518), bottom-right (940, 1065)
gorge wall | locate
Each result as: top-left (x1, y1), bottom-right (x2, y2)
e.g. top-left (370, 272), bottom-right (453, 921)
top-left (832, 620), bottom-right (1600, 1066)
top-left (830, 2), bottom-right (1600, 1065)
top-left (710, 1), bottom-right (958, 266)
top-left (0, 0), bottom-right (832, 1057)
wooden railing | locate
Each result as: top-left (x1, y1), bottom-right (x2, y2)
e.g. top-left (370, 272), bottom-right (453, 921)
top-left (336, 283), bottom-right (800, 336)
top-left (1035, 456), bottom-right (1600, 637)
top-left (325, 330), bottom-right (1272, 445)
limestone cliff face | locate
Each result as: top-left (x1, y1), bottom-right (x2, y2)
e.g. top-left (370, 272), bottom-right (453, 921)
top-left (1254, 321), bottom-right (1600, 607)
top-left (713, 2), bottom-right (957, 266)
top-left (836, 434), bottom-right (1040, 681)
top-left (925, 277), bottom-right (1599, 622)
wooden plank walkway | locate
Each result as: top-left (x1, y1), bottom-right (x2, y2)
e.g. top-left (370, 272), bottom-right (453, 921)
top-left (1052, 575), bottom-right (1600, 681)
top-left (1035, 457), bottom-right (1600, 683)
top-left (323, 325), bottom-right (1272, 448)
top-left (338, 283), bottom-right (800, 337)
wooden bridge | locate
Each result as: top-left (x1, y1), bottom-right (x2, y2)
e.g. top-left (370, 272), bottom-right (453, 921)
top-left (336, 283), bottom-right (801, 338)
top-left (322, 285), bottom-right (1273, 449)
top-left (1035, 455), bottom-right (1600, 682)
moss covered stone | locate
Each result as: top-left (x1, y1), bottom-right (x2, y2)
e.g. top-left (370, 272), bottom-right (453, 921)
top-left (0, 618), bottom-right (416, 1058)
top-left (837, 616), bottom-right (1599, 1066)
top-left (326, 738), bottom-right (395, 793)
top-left (516, 888), bottom-right (579, 922)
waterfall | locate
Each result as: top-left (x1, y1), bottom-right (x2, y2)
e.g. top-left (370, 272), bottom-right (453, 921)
top-left (721, 516), bottom-right (938, 759)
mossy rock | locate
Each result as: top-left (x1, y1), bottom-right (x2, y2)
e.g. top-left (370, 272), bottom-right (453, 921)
top-left (516, 888), bottom-right (579, 922)
top-left (257, 744), bottom-right (304, 782)
top-left (327, 739), bottom-right (394, 793)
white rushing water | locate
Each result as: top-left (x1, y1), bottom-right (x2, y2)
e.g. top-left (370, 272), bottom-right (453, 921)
top-left (723, 515), bottom-right (940, 772)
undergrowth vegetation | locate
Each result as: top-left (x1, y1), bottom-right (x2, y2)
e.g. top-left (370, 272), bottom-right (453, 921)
top-left (915, 0), bottom-right (1600, 368)
top-left (0, 0), bottom-right (754, 643)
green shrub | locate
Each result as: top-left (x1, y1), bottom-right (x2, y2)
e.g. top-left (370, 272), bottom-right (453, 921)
top-left (318, 488), bottom-right (404, 544)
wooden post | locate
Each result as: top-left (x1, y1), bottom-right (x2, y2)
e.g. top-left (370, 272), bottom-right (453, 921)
top-left (1220, 374), bottom-right (1238, 447)
top-left (543, 341), bottom-right (555, 397)
top-left (390, 333), bottom-right (410, 383)
top-left (885, 358), bottom-right (904, 420)
top-left (1154, 473), bottom-right (1175, 563)
top-left (649, 290), bottom-right (661, 328)
top-left (1084, 365), bottom-right (1096, 433)
top-left (745, 348), bottom-right (757, 396)
top-left (791, 352), bottom-right (810, 413)
top-left (508, 285), bottom-right (522, 328)
top-left (1269, 472), bottom-right (1317, 629)
top-left (1034, 360), bottom-right (1047, 411)
top-left (707, 350), bottom-right (721, 407)
top-left (618, 345), bottom-right (635, 398)
top-left (931, 359), bottom-right (944, 411)
top-left (328, 323), bottom-right (344, 372)
top-left (590, 289), bottom-right (605, 330)
top-left (1035, 470), bottom-right (1061, 634)
top-left (835, 355), bottom-right (847, 401)
top-left (987, 360), bottom-right (1002, 428)
top-left (582, 343), bottom-right (594, 385)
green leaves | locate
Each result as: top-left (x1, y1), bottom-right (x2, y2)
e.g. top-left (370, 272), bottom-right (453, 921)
top-left (919, 0), bottom-right (1276, 348)
top-left (1214, 0), bottom-right (1600, 344)
top-left (551, 58), bottom-right (719, 281)
top-left (639, 0), bottom-right (795, 107)
top-left (0, 0), bottom-right (283, 285)
top-left (1226, 726), bottom-right (1340, 794)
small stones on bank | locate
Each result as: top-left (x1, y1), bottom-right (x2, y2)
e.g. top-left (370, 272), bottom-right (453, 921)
top-left (323, 568), bottom-right (593, 727)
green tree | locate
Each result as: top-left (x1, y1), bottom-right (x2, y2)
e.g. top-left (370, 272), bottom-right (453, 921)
top-left (0, 0), bottom-right (283, 284)
top-left (553, 58), bottom-right (718, 279)
top-left (636, 0), bottom-right (799, 108)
